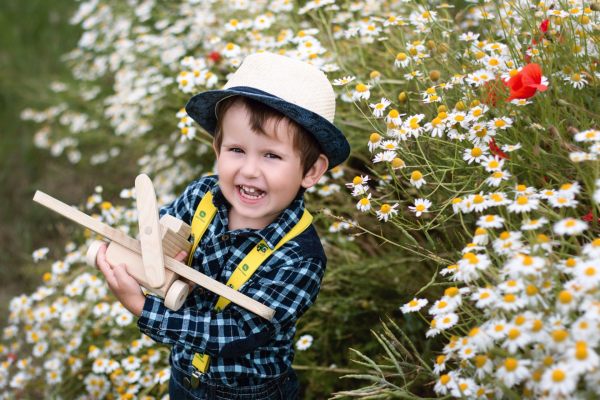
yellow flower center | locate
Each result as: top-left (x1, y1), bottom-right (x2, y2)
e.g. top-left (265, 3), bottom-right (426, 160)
top-left (494, 120), bottom-right (506, 128)
top-left (552, 329), bottom-right (568, 342)
top-left (416, 204), bottom-right (426, 211)
top-left (411, 171), bottom-right (423, 181)
top-left (440, 375), bottom-right (451, 385)
top-left (409, 300), bottom-right (419, 307)
top-left (526, 285), bottom-right (538, 296)
top-left (392, 158), bottom-right (404, 168)
top-left (516, 196), bottom-right (529, 205)
top-left (389, 109), bottom-right (399, 118)
top-left (504, 294), bottom-right (516, 303)
top-left (360, 198), bottom-right (369, 205)
top-left (552, 370), bottom-right (565, 382)
top-left (370, 133), bottom-right (381, 143)
top-left (356, 84), bottom-right (369, 92)
top-left (505, 358), bottom-right (518, 371)
top-left (558, 291), bottom-right (572, 303)
top-left (381, 204), bottom-right (391, 213)
top-left (474, 194), bottom-right (485, 204)
top-left (471, 148), bottom-right (482, 157)
top-left (571, 73), bottom-right (581, 82)
top-left (396, 53), bottom-right (408, 61)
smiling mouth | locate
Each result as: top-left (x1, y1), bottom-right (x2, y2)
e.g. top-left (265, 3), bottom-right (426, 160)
top-left (238, 185), bottom-right (267, 200)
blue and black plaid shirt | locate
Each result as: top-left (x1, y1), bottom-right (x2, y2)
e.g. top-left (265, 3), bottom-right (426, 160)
top-left (137, 175), bottom-right (327, 386)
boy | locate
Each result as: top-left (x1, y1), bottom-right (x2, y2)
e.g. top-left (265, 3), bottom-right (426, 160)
top-left (95, 52), bottom-right (350, 399)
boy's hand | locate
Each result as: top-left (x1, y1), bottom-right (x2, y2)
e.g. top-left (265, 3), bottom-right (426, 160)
top-left (96, 243), bottom-right (189, 317)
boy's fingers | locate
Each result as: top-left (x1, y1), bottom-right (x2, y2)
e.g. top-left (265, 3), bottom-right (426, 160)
top-left (113, 264), bottom-right (132, 286)
top-left (173, 251), bottom-right (187, 262)
top-left (97, 255), bottom-right (117, 288)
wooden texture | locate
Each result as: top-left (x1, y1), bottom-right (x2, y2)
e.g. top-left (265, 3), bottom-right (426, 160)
top-left (159, 214), bottom-right (192, 239)
top-left (33, 190), bottom-right (276, 320)
top-left (135, 174), bottom-right (165, 289)
top-left (164, 280), bottom-right (189, 311)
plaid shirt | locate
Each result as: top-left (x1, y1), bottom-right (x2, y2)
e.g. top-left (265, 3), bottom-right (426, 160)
top-left (137, 175), bottom-right (327, 387)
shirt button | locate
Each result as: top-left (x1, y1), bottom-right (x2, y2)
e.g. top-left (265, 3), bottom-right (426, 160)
top-left (195, 287), bottom-right (204, 296)
top-left (221, 234), bottom-right (229, 241)
top-left (144, 328), bottom-right (151, 335)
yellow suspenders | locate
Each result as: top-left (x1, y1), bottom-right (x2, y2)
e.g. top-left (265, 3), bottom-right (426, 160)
top-left (186, 189), bottom-right (313, 374)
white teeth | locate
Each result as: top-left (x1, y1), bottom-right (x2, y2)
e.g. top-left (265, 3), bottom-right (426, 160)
top-left (238, 185), bottom-right (266, 200)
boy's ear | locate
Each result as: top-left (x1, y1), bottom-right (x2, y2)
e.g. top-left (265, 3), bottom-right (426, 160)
top-left (301, 154), bottom-right (329, 189)
top-left (212, 140), bottom-right (220, 160)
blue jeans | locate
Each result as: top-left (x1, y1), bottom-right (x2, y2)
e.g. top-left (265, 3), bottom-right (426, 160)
top-left (168, 361), bottom-right (299, 400)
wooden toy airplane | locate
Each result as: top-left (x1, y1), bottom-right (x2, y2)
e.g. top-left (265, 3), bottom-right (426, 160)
top-left (32, 175), bottom-right (275, 321)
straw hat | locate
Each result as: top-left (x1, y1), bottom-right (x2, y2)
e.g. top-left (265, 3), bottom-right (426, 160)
top-left (185, 51), bottom-right (350, 169)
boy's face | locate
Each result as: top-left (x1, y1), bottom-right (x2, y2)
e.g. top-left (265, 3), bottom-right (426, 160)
top-left (214, 104), bottom-right (326, 230)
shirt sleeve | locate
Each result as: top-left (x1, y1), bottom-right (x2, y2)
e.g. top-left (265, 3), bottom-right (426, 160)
top-left (136, 256), bottom-right (325, 358)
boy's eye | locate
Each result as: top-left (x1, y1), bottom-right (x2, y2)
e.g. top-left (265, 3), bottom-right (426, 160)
top-left (230, 148), bottom-right (244, 153)
top-left (266, 153), bottom-right (281, 159)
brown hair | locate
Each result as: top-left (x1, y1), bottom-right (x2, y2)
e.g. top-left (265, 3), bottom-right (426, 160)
top-left (213, 95), bottom-right (323, 179)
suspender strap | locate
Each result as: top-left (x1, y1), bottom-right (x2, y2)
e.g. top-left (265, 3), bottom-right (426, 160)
top-left (186, 191), bottom-right (218, 267)
top-left (185, 188), bottom-right (313, 374)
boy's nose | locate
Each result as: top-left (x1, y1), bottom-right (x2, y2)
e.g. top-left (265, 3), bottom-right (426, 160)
top-left (240, 157), bottom-right (261, 178)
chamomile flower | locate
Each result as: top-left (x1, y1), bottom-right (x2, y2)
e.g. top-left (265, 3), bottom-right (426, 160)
top-left (356, 193), bottom-right (372, 212)
top-left (510, 99), bottom-right (533, 106)
top-left (367, 133), bottom-right (381, 152)
top-left (540, 363), bottom-right (577, 396)
top-left (369, 97), bottom-right (391, 117)
top-left (564, 73), bottom-right (588, 89)
top-left (352, 83), bottom-right (371, 100)
top-left (554, 218), bottom-right (588, 235)
top-left (496, 358), bottom-right (531, 388)
top-left (498, 293), bottom-right (526, 312)
top-left (548, 196), bottom-right (578, 208)
top-left (409, 198), bottom-right (432, 217)
top-left (521, 217), bottom-right (548, 230)
top-left (575, 129), bottom-right (600, 142)
top-left (32, 247), bottom-right (49, 263)
top-left (296, 334), bottom-right (313, 350)
top-left (376, 203), bottom-right (399, 222)
top-left (459, 31), bottom-right (480, 41)
top-left (488, 117), bottom-right (513, 130)
top-left (463, 146), bottom-right (488, 164)
top-left (582, 238), bottom-right (600, 258)
top-left (332, 76), bottom-right (356, 85)
top-left (507, 196), bottom-right (539, 213)
top-left (437, 313), bottom-right (459, 330)
top-left (384, 109), bottom-right (403, 126)
top-left (502, 143), bottom-right (522, 152)
top-left (477, 214), bottom-right (505, 229)
top-left (558, 181), bottom-right (581, 198)
top-left (404, 71), bottom-right (422, 80)
top-left (409, 171), bottom-right (426, 188)
top-left (372, 150), bottom-right (396, 163)
top-left (400, 298), bottom-right (428, 313)
top-left (395, 52), bottom-right (410, 68)
top-left (473, 227), bottom-right (489, 245)
top-left (468, 125), bottom-right (495, 145)
top-left (486, 170), bottom-right (512, 187)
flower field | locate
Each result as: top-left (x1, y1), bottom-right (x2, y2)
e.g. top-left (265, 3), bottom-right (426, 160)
top-left (3, 0), bottom-right (600, 398)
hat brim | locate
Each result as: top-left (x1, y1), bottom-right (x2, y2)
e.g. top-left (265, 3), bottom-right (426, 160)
top-left (184, 86), bottom-right (350, 170)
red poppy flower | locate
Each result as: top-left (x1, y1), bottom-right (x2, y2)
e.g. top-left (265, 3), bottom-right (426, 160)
top-left (489, 138), bottom-right (509, 160)
top-left (504, 63), bottom-right (548, 102)
top-left (582, 207), bottom-right (600, 223)
top-left (208, 51), bottom-right (221, 62)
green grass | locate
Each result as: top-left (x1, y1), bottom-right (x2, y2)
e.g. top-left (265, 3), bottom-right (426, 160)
top-left (0, 0), bottom-right (139, 324)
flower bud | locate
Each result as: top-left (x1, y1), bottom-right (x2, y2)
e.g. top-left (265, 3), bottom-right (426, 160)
top-left (429, 70), bottom-right (440, 81)
top-left (398, 92), bottom-right (408, 102)
top-left (437, 105), bottom-right (447, 113)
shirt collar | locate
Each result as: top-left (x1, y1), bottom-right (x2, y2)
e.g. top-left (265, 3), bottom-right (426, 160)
top-left (210, 181), bottom-right (306, 250)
